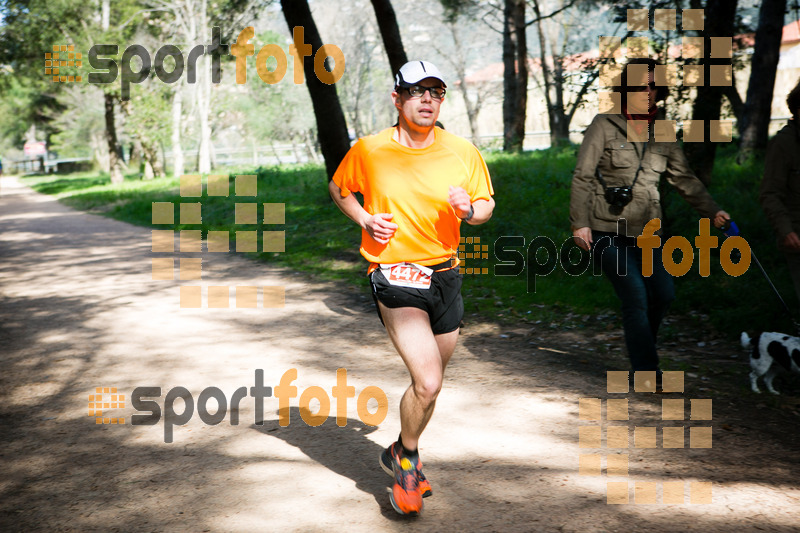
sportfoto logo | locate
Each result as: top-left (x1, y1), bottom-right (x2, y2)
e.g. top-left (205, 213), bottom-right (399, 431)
top-left (494, 218), bottom-right (751, 292)
top-left (90, 369), bottom-right (388, 443)
top-left (59, 26), bottom-right (344, 99)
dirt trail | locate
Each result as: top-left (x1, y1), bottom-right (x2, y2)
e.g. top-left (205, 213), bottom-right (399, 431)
top-left (1, 175), bottom-right (799, 532)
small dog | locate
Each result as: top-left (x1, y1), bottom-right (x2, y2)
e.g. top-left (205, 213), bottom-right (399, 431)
top-left (741, 331), bottom-right (800, 394)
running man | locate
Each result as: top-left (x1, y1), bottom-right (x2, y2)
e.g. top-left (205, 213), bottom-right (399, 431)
top-left (329, 60), bottom-right (495, 515)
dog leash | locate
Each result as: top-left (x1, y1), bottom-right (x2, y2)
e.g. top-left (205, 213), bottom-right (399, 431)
top-left (722, 221), bottom-right (800, 335)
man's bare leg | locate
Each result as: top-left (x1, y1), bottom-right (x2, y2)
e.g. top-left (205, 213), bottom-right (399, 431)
top-left (378, 302), bottom-right (459, 451)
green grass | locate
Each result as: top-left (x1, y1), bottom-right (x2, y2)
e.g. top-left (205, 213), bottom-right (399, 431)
top-left (459, 147), bottom-right (617, 323)
top-left (657, 144), bottom-right (798, 335)
top-left (20, 145), bottom-right (799, 335)
top-left (23, 166), bottom-right (364, 283)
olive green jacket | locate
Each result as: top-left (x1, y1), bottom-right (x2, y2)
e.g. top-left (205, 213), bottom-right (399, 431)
top-left (570, 113), bottom-right (720, 237)
top-left (760, 120), bottom-right (800, 243)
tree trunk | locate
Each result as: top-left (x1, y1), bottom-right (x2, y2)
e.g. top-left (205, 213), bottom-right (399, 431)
top-left (91, 130), bottom-right (108, 172)
top-left (464, 91), bottom-right (481, 146)
top-left (290, 137), bottom-right (302, 163)
top-left (143, 159), bottom-right (154, 180)
top-left (171, 84), bottom-right (184, 177)
top-left (532, 1), bottom-right (589, 147)
top-left (104, 93), bottom-right (124, 184)
top-left (723, 84), bottom-right (744, 123)
top-left (142, 141), bottom-right (164, 178)
top-left (280, 0), bottom-right (351, 179)
top-left (196, 0), bottom-right (212, 174)
top-left (550, 53), bottom-right (570, 145)
top-left (303, 129), bottom-right (320, 163)
top-left (503, 0), bottom-right (516, 152)
top-left (513, 1), bottom-right (527, 151)
top-left (270, 140), bottom-right (283, 165)
top-left (683, 0), bottom-right (738, 184)
top-left (531, 0), bottom-right (560, 147)
top-left (448, 23), bottom-right (481, 146)
top-left (101, 0), bottom-right (110, 31)
top-left (130, 139), bottom-right (144, 176)
top-left (539, 2), bottom-right (571, 146)
top-left (369, 0), bottom-right (408, 75)
top-left (503, 0), bottom-right (527, 152)
top-left (739, 0), bottom-right (787, 156)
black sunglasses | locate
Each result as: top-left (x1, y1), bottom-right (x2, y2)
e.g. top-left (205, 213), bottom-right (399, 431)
top-left (627, 82), bottom-right (658, 92)
top-left (401, 84), bottom-right (446, 99)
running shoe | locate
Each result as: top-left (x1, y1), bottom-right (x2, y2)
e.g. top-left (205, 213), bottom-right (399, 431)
top-left (379, 441), bottom-right (424, 515)
top-left (380, 442), bottom-right (432, 498)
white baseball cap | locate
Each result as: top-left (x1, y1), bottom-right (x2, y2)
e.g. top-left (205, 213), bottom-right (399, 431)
top-left (395, 60), bottom-right (447, 88)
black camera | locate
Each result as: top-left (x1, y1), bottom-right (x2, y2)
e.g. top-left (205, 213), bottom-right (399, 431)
top-left (604, 186), bottom-right (633, 209)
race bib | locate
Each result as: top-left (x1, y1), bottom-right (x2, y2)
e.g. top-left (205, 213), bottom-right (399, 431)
top-left (381, 263), bottom-right (433, 289)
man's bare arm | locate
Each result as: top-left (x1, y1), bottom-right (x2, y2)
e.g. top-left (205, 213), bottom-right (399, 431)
top-left (328, 180), bottom-right (398, 244)
top-left (448, 186), bottom-right (495, 225)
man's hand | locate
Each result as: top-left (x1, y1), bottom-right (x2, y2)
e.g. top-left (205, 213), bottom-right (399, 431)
top-left (448, 186), bottom-right (472, 219)
top-left (573, 227), bottom-right (593, 251)
top-left (713, 210), bottom-right (731, 228)
top-left (364, 213), bottom-right (398, 244)
top-left (783, 231), bottom-right (800, 251)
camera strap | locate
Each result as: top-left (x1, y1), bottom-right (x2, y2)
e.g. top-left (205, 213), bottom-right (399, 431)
top-left (596, 141), bottom-right (648, 189)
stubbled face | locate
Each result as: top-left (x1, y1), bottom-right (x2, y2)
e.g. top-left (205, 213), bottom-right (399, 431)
top-left (626, 71), bottom-right (656, 113)
top-left (392, 78), bottom-right (444, 130)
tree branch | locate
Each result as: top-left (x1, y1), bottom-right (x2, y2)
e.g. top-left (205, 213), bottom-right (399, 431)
top-left (566, 65), bottom-right (600, 124)
top-left (118, 8), bottom-right (171, 31)
top-left (722, 84), bottom-right (744, 123)
top-left (525, 0), bottom-right (579, 26)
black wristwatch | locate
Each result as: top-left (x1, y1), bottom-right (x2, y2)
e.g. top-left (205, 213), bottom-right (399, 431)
top-left (460, 204), bottom-right (474, 222)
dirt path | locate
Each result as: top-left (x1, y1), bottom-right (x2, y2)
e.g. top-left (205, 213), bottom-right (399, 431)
top-left (1, 175), bottom-right (799, 532)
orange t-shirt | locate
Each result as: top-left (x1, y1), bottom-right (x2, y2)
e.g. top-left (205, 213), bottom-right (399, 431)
top-left (332, 127), bottom-right (494, 267)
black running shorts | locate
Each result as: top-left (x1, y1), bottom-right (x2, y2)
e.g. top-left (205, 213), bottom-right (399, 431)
top-left (369, 261), bottom-right (464, 335)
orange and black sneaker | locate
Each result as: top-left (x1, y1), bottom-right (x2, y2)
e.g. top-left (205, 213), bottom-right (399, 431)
top-left (380, 442), bottom-right (432, 498)
top-left (379, 441), bottom-right (424, 515)
top-left (417, 468), bottom-right (433, 499)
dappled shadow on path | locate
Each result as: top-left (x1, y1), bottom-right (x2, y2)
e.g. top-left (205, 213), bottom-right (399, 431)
top-left (253, 407), bottom-right (406, 520)
top-left (2, 175), bottom-right (800, 531)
